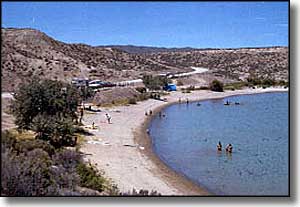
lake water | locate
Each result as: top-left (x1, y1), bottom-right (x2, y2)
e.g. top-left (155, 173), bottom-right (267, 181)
top-left (149, 92), bottom-right (289, 195)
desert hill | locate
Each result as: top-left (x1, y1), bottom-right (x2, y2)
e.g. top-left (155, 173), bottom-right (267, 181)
top-left (2, 28), bottom-right (288, 92)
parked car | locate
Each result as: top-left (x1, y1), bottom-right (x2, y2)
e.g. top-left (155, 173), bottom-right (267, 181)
top-left (163, 84), bottom-right (177, 91)
top-left (88, 80), bottom-right (104, 88)
top-left (101, 81), bottom-right (116, 87)
top-left (71, 78), bottom-right (89, 87)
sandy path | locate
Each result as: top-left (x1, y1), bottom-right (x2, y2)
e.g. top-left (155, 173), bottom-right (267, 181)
top-left (79, 87), bottom-right (288, 195)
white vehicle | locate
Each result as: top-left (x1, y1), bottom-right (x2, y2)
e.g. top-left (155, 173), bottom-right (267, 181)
top-left (88, 80), bottom-right (104, 88)
top-left (71, 78), bottom-right (89, 87)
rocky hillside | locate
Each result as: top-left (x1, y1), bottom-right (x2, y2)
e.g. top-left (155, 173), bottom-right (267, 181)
top-left (99, 45), bottom-right (197, 54)
top-left (2, 28), bottom-right (288, 92)
top-left (143, 47), bottom-right (288, 81)
top-left (1, 28), bottom-right (187, 91)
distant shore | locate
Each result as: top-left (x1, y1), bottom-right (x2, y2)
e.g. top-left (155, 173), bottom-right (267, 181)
top-left (80, 87), bottom-right (288, 195)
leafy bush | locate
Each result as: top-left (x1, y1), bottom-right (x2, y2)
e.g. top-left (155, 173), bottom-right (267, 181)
top-left (76, 162), bottom-right (106, 192)
top-left (128, 98), bottom-right (137, 104)
top-left (135, 87), bottom-right (147, 93)
top-left (1, 132), bottom-right (81, 196)
top-left (142, 75), bottom-right (171, 90)
top-left (137, 93), bottom-right (150, 101)
top-left (14, 139), bottom-right (55, 156)
top-left (1, 148), bottom-right (59, 196)
top-left (246, 77), bottom-right (262, 85)
top-left (31, 114), bottom-right (76, 148)
top-left (199, 86), bottom-right (209, 90)
top-left (210, 79), bottom-right (224, 92)
top-left (11, 78), bottom-right (79, 130)
top-left (262, 78), bottom-right (276, 86)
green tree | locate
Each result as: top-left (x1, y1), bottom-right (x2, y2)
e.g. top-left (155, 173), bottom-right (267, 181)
top-left (210, 79), bottom-right (224, 92)
top-left (31, 114), bottom-right (76, 148)
top-left (11, 78), bottom-right (79, 130)
top-left (142, 75), bottom-right (171, 90)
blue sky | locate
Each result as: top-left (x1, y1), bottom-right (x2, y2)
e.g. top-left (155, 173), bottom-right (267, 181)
top-left (2, 1), bottom-right (288, 48)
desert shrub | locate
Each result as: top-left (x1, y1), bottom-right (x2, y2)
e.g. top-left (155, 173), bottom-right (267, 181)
top-left (52, 149), bottom-right (81, 169)
top-left (186, 85), bottom-right (195, 91)
top-left (199, 86), bottom-right (209, 90)
top-left (137, 93), bottom-right (150, 101)
top-left (1, 148), bottom-right (59, 196)
top-left (1, 131), bottom-right (17, 150)
top-left (142, 75), bottom-right (171, 90)
top-left (262, 78), bottom-right (275, 86)
top-left (128, 98), bottom-right (137, 104)
top-left (176, 80), bottom-right (184, 86)
top-left (50, 150), bottom-right (81, 189)
top-left (277, 80), bottom-right (287, 86)
top-left (150, 93), bottom-right (161, 100)
top-left (224, 86), bottom-right (235, 91)
top-left (135, 87), bottom-right (147, 93)
top-left (1, 133), bottom-right (82, 196)
top-left (210, 79), bottom-right (224, 92)
top-left (14, 139), bottom-right (55, 156)
top-left (76, 162), bottom-right (106, 192)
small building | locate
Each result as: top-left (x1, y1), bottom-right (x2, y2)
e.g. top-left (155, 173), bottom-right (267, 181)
top-left (164, 84), bottom-right (177, 91)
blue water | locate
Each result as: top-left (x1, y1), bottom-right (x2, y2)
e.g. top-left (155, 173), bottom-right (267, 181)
top-left (149, 92), bottom-right (289, 195)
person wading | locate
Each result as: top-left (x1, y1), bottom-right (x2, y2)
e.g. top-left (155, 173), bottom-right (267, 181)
top-left (217, 141), bottom-right (222, 151)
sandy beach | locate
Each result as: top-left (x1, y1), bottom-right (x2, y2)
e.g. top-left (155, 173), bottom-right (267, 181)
top-left (80, 87), bottom-right (288, 195)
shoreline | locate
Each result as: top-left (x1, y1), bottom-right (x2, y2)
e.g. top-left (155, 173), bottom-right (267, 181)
top-left (81, 87), bottom-right (288, 195)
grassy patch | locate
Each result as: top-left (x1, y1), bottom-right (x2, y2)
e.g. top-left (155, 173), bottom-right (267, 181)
top-left (224, 82), bottom-right (249, 90)
top-left (9, 129), bottom-right (35, 140)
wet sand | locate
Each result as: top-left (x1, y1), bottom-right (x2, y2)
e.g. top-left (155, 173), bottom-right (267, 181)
top-left (80, 87), bottom-right (288, 195)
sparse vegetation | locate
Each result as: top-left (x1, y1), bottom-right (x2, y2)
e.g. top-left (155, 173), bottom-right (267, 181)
top-left (224, 82), bottom-right (249, 90)
top-left (142, 74), bottom-right (171, 91)
top-left (76, 162), bottom-right (107, 192)
top-left (128, 97), bottom-right (137, 104)
top-left (176, 80), bottom-right (184, 86)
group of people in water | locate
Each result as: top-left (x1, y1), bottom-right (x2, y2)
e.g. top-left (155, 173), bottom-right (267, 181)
top-left (145, 110), bottom-right (153, 116)
top-left (217, 141), bottom-right (233, 153)
top-left (224, 100), bottom-right (240, 106)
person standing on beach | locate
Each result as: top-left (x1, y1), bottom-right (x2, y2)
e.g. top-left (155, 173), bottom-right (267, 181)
top-left (79, 107), bottom-right (84, 123)
top-left (105, 113), bottom-right (111, 124)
